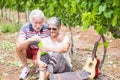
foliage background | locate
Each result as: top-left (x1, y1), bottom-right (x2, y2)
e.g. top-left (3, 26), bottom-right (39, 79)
top-left (0, 0), bottom-right (120, 37)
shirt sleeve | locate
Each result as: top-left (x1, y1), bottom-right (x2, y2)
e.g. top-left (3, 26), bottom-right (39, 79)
top-left (18, 26), bottom-right (27, 40)
top-left (62, 36), bottom-right (70, 44)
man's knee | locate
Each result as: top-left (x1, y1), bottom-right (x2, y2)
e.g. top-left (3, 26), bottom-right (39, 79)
top-left (16, 45), bottom-right (27, 55)
top-left (16, 44), bottom-right (27, 52)
top-left (16, 43), bottom-right (21, 51)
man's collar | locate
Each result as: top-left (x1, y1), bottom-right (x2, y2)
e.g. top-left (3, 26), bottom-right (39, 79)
top-left (29, 23), bottom-right (34, 31)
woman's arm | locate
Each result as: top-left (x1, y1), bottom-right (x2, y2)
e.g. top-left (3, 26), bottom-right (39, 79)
top-left (47, 36), bottom-right (70, 53)
top-left (51, 42), bottom-right (70, 53)
top-left (37, 49), bottom-right (47, 68)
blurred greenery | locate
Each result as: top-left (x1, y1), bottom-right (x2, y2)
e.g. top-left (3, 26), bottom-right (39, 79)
top-left (0, 0), bottom-right (120, 38)
top-left (0, 23), bottom-right (21, 33)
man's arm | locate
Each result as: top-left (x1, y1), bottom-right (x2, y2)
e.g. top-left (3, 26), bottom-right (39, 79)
top-left (16, 37), bottom-right (32, 51)
top-left (16, 35), bottom-right (41, 51)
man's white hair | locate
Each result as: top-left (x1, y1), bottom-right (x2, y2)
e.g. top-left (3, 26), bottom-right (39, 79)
top-left (30, 9), bottom-right (44, 23)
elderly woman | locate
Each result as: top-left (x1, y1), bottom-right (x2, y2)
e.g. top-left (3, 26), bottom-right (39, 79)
top-left (37, 17), bottom-right (72, 80)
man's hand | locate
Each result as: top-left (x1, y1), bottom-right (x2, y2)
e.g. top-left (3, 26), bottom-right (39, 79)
top-left (29, 35), bottom-right (41, 42)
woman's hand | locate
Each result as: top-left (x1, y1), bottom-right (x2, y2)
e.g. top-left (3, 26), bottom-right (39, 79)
top-left (39, 46), bottom-right (50, 52)
top-left (38, 60), bottom-right (47, 70)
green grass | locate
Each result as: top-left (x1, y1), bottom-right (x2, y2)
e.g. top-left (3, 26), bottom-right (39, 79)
top-left (0, 41), bottom-right (15, 50)
top-left (0, 23), bottom-right (21, 33)
top-left (0, 16), bottom-right (22, 33)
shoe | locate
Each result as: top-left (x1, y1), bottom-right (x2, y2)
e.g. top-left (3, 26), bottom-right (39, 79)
top-left (19, 67), bottom-right (30, 80)
top-left (35, 67), bottom-right (40, 79)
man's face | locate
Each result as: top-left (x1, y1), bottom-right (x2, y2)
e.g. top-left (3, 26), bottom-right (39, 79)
top-left (32, 17), bottom-right (43, 32)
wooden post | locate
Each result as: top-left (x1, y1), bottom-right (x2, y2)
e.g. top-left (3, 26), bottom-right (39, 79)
top-left (1, 8), bottom-right (3, 17)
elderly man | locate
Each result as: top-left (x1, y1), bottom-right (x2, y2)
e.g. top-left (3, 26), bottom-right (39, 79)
top-left (16, 9), bottom-right (49, 80)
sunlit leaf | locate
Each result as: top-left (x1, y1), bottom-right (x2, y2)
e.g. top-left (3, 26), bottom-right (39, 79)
top-left (98, 3), bottom-right (106, 14)
top-left (103, 9), bottom-right (113, 18)
top-left (103, 42), bottom-right (109, 48)
top-left (38, 42), bottom-right (44, 47)
top-left (113, 0), bottom-right (120, 7)
top-left (82, 20), bottom-right (90, 30)
top-left (71, 1), bottom-right (76, 13)
top-left (112, 15), bottom-right (117, 26)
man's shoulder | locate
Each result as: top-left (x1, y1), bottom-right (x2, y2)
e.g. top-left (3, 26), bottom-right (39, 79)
top-left (42, 23), bottom-right (48, 29)
top-left (20, 23), bottom-right (32, 32)
top-left (21, 23), bottom-right (31, 29)
top-left (20, 23), bottom-right (30, 30)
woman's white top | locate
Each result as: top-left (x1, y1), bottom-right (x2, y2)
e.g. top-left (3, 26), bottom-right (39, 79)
top-left (41, 36), bottom-right (72, 68)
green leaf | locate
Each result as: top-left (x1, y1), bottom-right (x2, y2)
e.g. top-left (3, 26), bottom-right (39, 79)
top-left (81, 1), bottom-right (87, 9)
top-left (82, 20), bottom-right (90, 30)
top-left (75, 0), bottom-right (80, 3)
top-left (95, 24), bottom-right (102, 33)
top-left (98, 3), bottom-right (106, 14)
top-left (103, 9), bottom-right (113, 18)
top-left (99, 26), bottom-right (108, 34)
top-left (82, 12), bottom-right (91, 20)
top-left (40, 52), bottom-right (46, 56)
top-left (71, 1), bottom-right (76, 13)
top-left (38, 42), bottom-right (44, 47)
top-left (112, 15), bottom-right (117, 26)
top-left (113, 0), bottom-right (120, 7)
top-left (103, 42), bottom-right (109, 48)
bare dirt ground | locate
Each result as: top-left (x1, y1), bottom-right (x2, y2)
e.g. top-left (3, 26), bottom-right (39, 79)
top-left (0, 26), bottom-right (120, 80)
top-left (0, 13), bottom-right (120, 80)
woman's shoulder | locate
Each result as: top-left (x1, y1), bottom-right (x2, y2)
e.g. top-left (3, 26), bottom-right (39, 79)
top-left (57, 33), bottom-right (65, 42)
top-left (57, 33), bottom-right (70, 42)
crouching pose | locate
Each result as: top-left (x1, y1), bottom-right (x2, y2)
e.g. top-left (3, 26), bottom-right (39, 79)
top-left (16, 9), bottom-right (49, 80)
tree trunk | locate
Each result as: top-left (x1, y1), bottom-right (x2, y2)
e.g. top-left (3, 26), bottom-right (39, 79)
top-left (99, 35), bottom-right (107, 70)
top-left (5, 8), bottom-right (7, 20)
top-left (68, 25), bottom-right (74, 55)
top-left (18, 10), bottom-right (20, 24)
top-left (1, 8), bottom-right (3, 17)
top-left (9, 9), bottom-right (12, 22)
top-left (25, 10), bottom-right (27, 22)
top-left (27, 9), bottom-right (30, 22)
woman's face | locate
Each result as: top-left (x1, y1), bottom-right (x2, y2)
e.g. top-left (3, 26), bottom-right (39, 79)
top-left (48, 24), bottom-right (60, 37)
